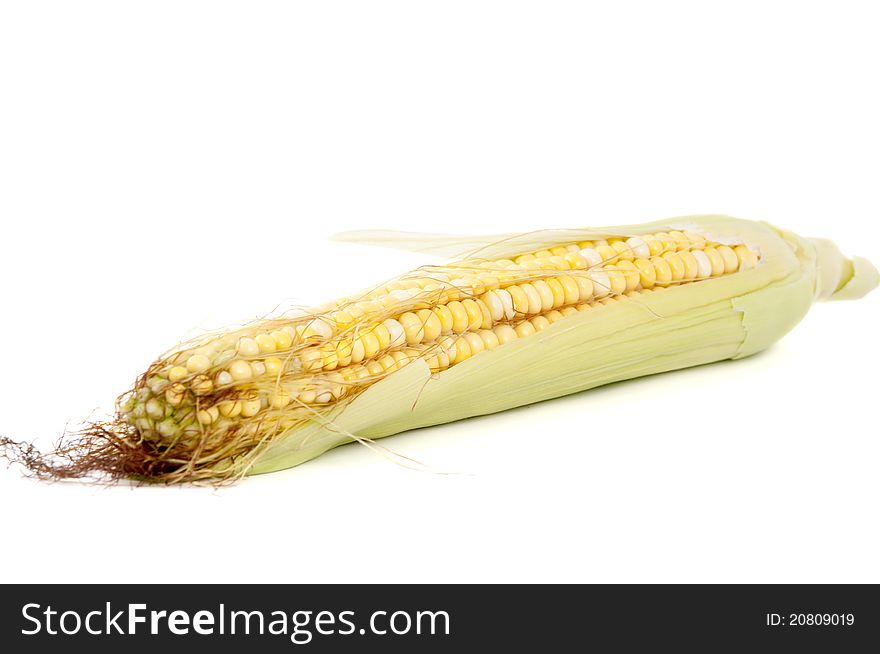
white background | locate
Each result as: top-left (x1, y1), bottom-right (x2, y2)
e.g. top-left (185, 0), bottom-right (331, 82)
top-left (1, 1), bottom-right (877, 583)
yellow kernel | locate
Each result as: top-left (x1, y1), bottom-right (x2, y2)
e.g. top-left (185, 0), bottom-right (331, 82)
top-left (270, 390), bottom-right (291, 409)
top-left (663, 252), bottom-right (685, 281)
top-left (165, 383), bottom-right (186, 407)
top-left (360, 330), bottom-right (382, 358)
top-left (255, 333), bottom-right (277, 353)
top-left (479, 329), bottom-right (501, 349)
top-left (168, 366), bottom-right (188, 382)
top-left (611, 240), bottom-right (634, 259)
top-left (382, 319), bottom-right (406, 347)
top-left (262, 357), bottom-right (282, 376)
top-left (531, 280), bottom-right (555, 311)
top-left (520, 283), bottom-right (543, 314)
top-left (559, 305), bottom-right (578, 317)
top-left (634, 258), bottom-right (656, 288)
top-left (229, 360), bottom-right (253, 381)
top-left (461, 298), bottom-right (484, 331)
top-left (534, 249), bottom-right (553, 259)
top-left (544, 309), bottom-right (563, 323)
top-left (494, 324), bottom-right (518, 344)
top-left (646, 238), bottom-right (665, 256)
top-left (241, 395), bottom-right (262, 417)
top-left (237, 337), bottom-right (260, 357)
top-left (186, 354), bottom-right (210, 374)
top-left (191, 375), bottom-right (213, 395)
top-left (399, 312), bottom-right (425, 346)
top-left (331, 311), bottom-right (352, 327)
top-left (564, 252), bottom-right (588, 269)
top-left (604, 267), bottom-right (627, 295)
top-left (550, 245), bottom-right (569, 257)
top-left (218, 400), bottom-right (242, 418)
top-left (530, 315), bottom-right (551, 331)
top-left (447, 301), bottom-right (469, 333)
top-left (515, 321), bottom-right (537, 338)
top-left (717, 245), bottom-right (739, 274)
top-left (596, 244), bottom-right (618, 264)
top-left (198, 406), bottom-right (220, 425)
top-left (462, 332), bottom-right (485, 356)
top-left (453, 336), bottom-right (472, 364)
top-left (615, 260), bottom-right (641, 291)
top-left (271, 330), bottom-right (293, 350)
top-left (651, 256), bottom-right (672, 285)
top-left (545, 278), bottom-right (566, 307)
top-left (734, 245), bottom-right (759, 270)
top-left (547, 255), bottom-right (569, 270)
top-left (299, 347), bottom-right (324, 372)
top-left (433, 304), bottom-right (455, 332)
top-left (506, 285), bottom-right (530, 315)
top-left (376, 353), bottom-right (398, 372)
top-left (349, 337), bottom-right (366, 364)
top-left (559, 275), bottom-right (584, 304)
top-left (704, 247), bottom-right (726, 276)
top-left (667, 230), bottom-right (689, 250)
top-left (678, 251), bottom-right (699, 281)
top-left (476, 298), bottom-right (493, 329)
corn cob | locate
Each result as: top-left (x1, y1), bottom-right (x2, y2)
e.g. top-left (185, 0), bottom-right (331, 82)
top-left (3, 215), bottom-right (876, 483)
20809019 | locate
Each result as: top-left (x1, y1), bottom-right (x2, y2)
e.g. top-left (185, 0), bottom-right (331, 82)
top-left (765, 613), bottom-right (855, 626)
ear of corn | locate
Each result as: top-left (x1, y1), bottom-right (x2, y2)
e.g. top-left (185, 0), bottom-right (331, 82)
top-left (4, 215), bottom-right (875, 484)
top-left (249, 215), bottom-right (877, 474)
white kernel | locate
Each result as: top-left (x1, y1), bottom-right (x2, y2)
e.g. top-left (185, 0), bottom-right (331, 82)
top-left (692, 250), bottom-right (712, 278)
top-left (304, 318), bottom-right (333, 339)
top-left (625, 237), bottom-right (650, 259)
top-left (589, 270), bottom-right (611, 297)
top-left (579, 248), bottom-right (603, 267)
top-left (483, 291), bottom-right (504, 321)
top-left (494, 288), bottom-right (516, 320)
top-left (145, 398), bottom-right (164, 420)
top-left (383, 319), bottom-right (406, 347)
top-left (157, 419), bottom-right (177, 437)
